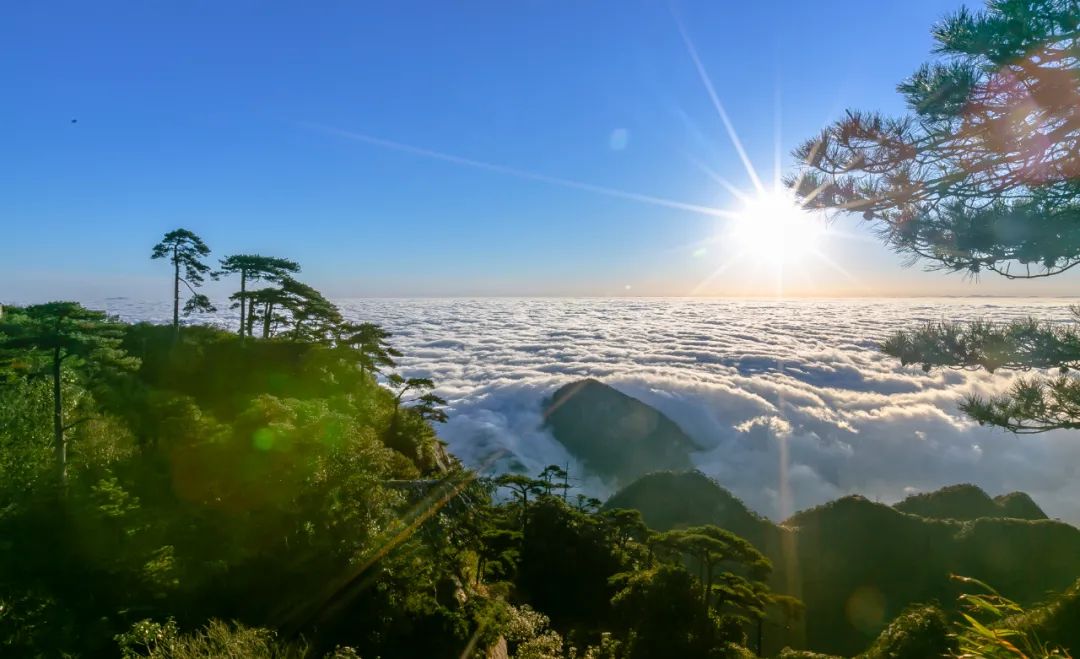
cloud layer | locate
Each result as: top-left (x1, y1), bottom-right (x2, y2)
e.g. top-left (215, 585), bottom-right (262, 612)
top-left (99, 296), bottom-right (1080, 523)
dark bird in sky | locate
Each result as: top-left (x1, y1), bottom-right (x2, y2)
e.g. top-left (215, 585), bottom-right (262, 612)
top-left (71, 119), bottom-right (77, 124)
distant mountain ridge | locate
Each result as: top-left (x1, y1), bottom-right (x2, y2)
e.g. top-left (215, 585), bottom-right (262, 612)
top-left (605, 471), bottom-right (1080, 656)
top-left (542, 378), bottom-right (699, 485)
top-left (551, 378), bottom-right (1077, 655)
top-left (786, 492), bottom-right (1078, 653)
top-left (893, 483), bottom-right (1047, 521)
top-left (604, 470), bottom-right (785, 553)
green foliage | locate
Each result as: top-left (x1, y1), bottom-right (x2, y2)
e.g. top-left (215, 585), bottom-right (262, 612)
top-left (883, 312), bottom-right (1080, 433)
top-left (276, 277), bottom-right (343, 342)
top-left (611, 472), bottom-right (1080, 657)
top-left (0, 307), bottom-right (495, 658)
top-left (115, 618), bottom-right (319, 658)
top-left (787, 577), bottom-right (1076, 658)
top-left (882, 316), bottom-right (1080, 374)
top-left (0, 591), bottom-right (77, 657)
top-left (609, 564), bottom-right (725, 659)
top-left (503, 604), bottom-right (565, 659)
top-left (241, 285), bottom-right (293, 339)
top-left (478, 470), bottom-right (777, 657)
top-left (389, 374), bottom-right (449, 424)
top-left (0, 376), bottom-right (53, 495)
top-left (7, 271), bottom-right (1077, 659)
top-left (950, 575), bottom-right (1070, 659)
top-left (0, 302), bottom-right (137, 481)
top-left (604, 471), bottom-right (781, 555)
top-left (651, 525), bottom-right (772, 621)
top-left (787, 495), bottom-right (1080, 655)
top-left (228, 276), bottom-right (344, 343)
top-left (2, 245), bottom-right (794, 659)
top-left (860, 604), bottom-right (955, 659)
top-left (792, 0), bottom-right (1080, 280)
top-left (779, 650), bottom-right (841, 659)
top-left (337, 322), bottom-right (401, 376)
top-left (516, 495), bottom-right (630, 632)
top-left (218, 254), bottom-right (301, 286)
top-left (791, 0), bottom-right (1080, 441)
top-left (217, 254), bottom-right (302, 340)
top-left (894, 484), bottom-right (1047, 521)
top-left (0, 302), bottom-right (134, 375)
top-left (151, 229), bottom-right (215, 334)
top-left (778, 650), bottom-right (841, 659)
top-left (1005, 578), bottom-right (1080, 657)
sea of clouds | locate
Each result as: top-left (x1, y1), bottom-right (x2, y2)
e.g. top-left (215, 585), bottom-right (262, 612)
top-left (94, 296), bottom-right (1080, 523)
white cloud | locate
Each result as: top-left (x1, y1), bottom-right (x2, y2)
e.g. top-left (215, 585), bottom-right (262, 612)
top-left (99, 296), bottom-right (1080, 523)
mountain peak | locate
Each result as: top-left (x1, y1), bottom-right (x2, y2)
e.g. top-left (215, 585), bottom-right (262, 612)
top-left (543, 379), bottom-right (698, 485)
top-left (894, 483), bottom-right (1047, 521)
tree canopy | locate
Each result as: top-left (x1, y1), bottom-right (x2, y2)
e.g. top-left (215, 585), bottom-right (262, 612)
top-left (217, 254), bottom-right (301, 340)
top-left (0, 302), bottom-right (134, 481)
top-left (277, 277), bottom-right (342, 342)
top-left (792, 0), bottom-right (1080, 437)
top-left (151, 229), bottom-right (215, 336)
top-left (338, 322), bottom-right (402, 376)
top-left (791, 0), bottom-right (1080, 279)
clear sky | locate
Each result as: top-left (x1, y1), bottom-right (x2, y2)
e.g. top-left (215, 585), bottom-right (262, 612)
top-left (4, 0), bottom-right (1078, 300)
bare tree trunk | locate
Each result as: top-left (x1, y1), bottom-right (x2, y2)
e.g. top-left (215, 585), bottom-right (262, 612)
top-left (52, 347), bottom-right (66, 484)
top-left (263, 302), bottom-right (273, 338)
top-left (172, 246), bottom-right (180, 340)
top-left (522, 490), bottom-right (529, 533)
top-left (238, 270), bottom-right (247, 341)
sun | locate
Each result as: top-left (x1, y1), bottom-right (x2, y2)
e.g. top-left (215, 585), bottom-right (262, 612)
top-left (727, 188), bottom-right (824, 266)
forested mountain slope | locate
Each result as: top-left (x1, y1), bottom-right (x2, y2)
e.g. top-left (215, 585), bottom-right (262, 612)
top-left (606, 471), bottom-right (1080, 656)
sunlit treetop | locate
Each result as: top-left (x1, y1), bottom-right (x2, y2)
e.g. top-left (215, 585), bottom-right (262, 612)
top-left (0, 302), bottom-right (132, 372)
top-left (791, 0), bottom-right (1080, 279)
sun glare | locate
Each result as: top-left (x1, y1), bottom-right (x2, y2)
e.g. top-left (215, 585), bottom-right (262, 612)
top-left (727, 189), bottom-right (823, 266)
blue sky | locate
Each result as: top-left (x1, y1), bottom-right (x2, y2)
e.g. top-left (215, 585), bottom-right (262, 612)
top-left (4, 0), bottom-right (1078, 299)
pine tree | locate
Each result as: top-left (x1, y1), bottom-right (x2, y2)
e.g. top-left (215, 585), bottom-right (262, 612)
top-left (150, 229), bottom-right (215, 338)
top-left (338, 322), bottom-right (402, 376)
top-left (277, 278), bottom-right (341, 342)
top-left (217, 255), bottom-right (301, 341)
top-left (792, 0), bottom-right (1080, 434)
top-left (387, 375), bottom-right (447, 420)
top-left (244, 286), bottom-right (291, 339)
top-left (0, 303), bottom-right (135, 483)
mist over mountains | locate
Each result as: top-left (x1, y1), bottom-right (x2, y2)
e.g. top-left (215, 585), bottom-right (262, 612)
top-left (74, 296), bottom-right (1080, 522)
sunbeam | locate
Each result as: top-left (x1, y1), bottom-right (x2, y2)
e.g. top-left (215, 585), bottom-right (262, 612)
top-left (683, 152), bottom-right (753, 203)
top-left (773, 83), bottom-right (784, 190)
top-left (806, 247), bottom-right (869, 290)
top-left (688, 256), bottom-right (745, 296)
top-left (671, 8), bottom-right (766, 195)
top-left (305, 122), bottom-right (741, 221)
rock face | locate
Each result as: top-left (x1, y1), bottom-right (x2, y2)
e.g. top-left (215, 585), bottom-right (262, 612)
top-left (893, 483), bottom-right (1048, 521)
top-left (542, 379), bottom-right (698, 485)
